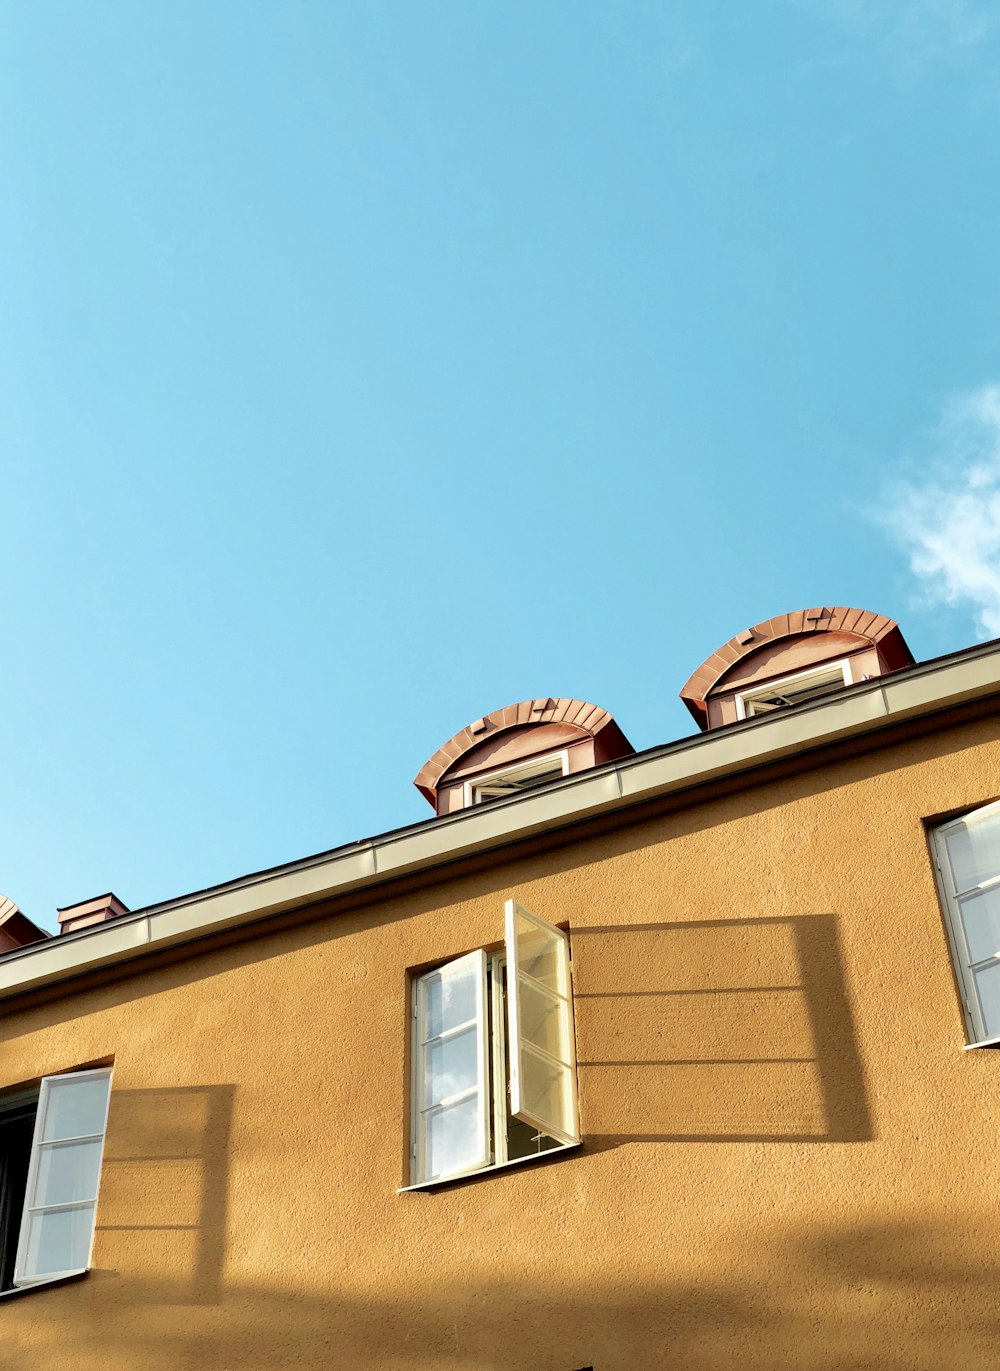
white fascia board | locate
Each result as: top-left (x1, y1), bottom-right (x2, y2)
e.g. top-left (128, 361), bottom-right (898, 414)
top-left (619, 683), bottom-right (888, 800)
top-left (147, 843), bottom-right (378, 947)
top-left (0, 844), bottom-right (379, 997)
top-left (0, 913), bottom-right (153, 995)
top-left (375, 770), bottom-right (623, 880)
top-left (2, 643), bottom-right (1000, 1000)
top-left (880, 650), bottom-right (1000, 717)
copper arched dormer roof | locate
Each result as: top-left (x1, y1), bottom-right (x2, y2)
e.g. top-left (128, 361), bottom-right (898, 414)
top-left (0, 894), bottom-right (49, 953)
top-left (679, 607), bottom-right (915, 730)
top-left (414, 698), bottom-right (634, 811)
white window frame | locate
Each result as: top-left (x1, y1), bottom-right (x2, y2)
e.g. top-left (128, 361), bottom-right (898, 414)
top-left (486, 949), bottom-right (563, 1167)
top-left (504, 900), bottom-right (579, 1148)
top-left (12, 1066), bottom-right (113, 1289)
top-left (405, 902), bottom-right (580, 1190)
top-left (463, 751), bottom-right (569, 808)
top-left (410, 950), bottom-right (491, 1187)
top-left (931, 799), bottom-right (1000, 1048)
top-left (735, 659), bottom-right (853, 720)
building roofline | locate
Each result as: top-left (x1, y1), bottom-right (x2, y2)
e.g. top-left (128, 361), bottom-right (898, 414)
top-left (2, 634), bottom-right (999, 1002)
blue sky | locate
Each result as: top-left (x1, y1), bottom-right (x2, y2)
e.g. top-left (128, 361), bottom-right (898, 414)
top-left (2, 1), bottom-right (1000, 928)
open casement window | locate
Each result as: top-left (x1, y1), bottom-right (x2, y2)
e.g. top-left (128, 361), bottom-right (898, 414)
top-left (12, 1068), bottom-right (113, 1287)
top-left (409, 903), bottom-right (579, 1186)
top-left (735, 660), bottom-right (853, 719)
top-left (505, 900), bottom-right (580, 1147)
top-left (932, 799), bottom-right (1000, 1045)
top-left (465, 752), bottom-right (568, 807)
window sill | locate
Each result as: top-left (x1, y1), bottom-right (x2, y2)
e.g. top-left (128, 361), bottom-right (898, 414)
top-left (399, 1140), bottom-right (581, 1193)
top-left (963, 1034), bottom-right (1000, 1049)
top-left (0, 1270), bottom-right (88, 1302)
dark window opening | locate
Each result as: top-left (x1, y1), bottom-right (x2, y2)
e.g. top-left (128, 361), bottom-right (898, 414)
top-left (471, 755), bottom-right (566, 805)
top-left (0, 1092), bottom-right (38, 1291)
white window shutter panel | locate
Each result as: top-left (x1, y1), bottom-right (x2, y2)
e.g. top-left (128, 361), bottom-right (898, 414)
top-left (413, 950), bottom-right (490, 1183)
top-left (937, 800), bottom-right (1000, 1042)
top-left (941, 800), bottom-right (1000, 897)
top-left (14, 1067), bottom-right (113, 1287)
top-left (505, 899), bottom-right (580, 1146)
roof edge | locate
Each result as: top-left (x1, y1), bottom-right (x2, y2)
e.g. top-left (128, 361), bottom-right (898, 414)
top-left (0, 636), bottom-right (997, 1003)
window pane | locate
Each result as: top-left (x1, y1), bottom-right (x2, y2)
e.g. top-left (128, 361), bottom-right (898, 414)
top-left (518, 977), bottom-right (570, 1063)
top-left (475, 759), bottom-right (563, 803)
top-left (744, 667), bottom-right (846, 715)
top-left (946, 812), bottom-right (1000, 893)
top-left (515, 909), bottom-right (566, 994)
top-left (41, 1077), bottom-right (109, 1142)
top-left (958, 886), bottom-right (1000, 965)
top-left (519, 1046), bottom-right (573, 1138)
top-left (974, 962), bottom-right (1000, 1038)
top-left (423, 1025), bottom-right (478, 1107)
top-left (33, 1141), bottom-right (104, 1208)
top-left (423, 964), bottom-right (477, 1040)
top-left (425, 1096), bottom-right (482, 1180)
top-left (23, 1205), bottom-right (95, 1278)
top-left (506, 900), bottom-right (579, 1145)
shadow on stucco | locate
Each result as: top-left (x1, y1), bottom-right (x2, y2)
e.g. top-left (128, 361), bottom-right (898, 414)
top-left (572, 913), bottom-right (871, 1145)
top-left (3, 1216), bottom-right (998, 1370)
top-left (96, 1084), bottom-right (234, 1305)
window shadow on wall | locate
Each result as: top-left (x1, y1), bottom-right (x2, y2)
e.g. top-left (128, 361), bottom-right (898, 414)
top-left (94, 1085), bottom-right (234, 1304)
top-left (5, 1217), bottom-right (998, 1371)
top-left (571, 914), bottom-right (871, 1145)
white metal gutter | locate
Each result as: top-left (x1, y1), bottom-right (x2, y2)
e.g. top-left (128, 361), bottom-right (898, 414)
top-left (2, 639), bottom-right (999, 1001)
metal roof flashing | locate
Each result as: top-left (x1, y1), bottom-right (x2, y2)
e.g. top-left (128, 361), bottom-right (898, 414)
top-left (2, 637), bottom-right (999, 1002)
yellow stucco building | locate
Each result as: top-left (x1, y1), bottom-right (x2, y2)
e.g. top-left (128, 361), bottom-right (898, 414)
top-left (1, 605), bottom-right (998, 1370)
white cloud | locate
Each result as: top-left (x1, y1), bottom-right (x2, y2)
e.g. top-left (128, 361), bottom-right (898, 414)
top-left (882, 384), bottom-right (1000, 640)
top-left (807, 0), bottom-right (999, 78)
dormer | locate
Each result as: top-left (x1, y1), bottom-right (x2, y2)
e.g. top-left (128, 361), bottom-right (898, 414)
top-left (414, 698), bottom-right (635, 816)
top-left (0, 894), bottom-right (49, 953)
top-left (679, 607), bottom-right (915, 732)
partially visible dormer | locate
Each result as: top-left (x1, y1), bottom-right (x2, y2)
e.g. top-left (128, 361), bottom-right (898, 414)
top-left (414, 698), bottom-right (635, 816)
top-left (679, 606), bottom-right (915, 732)
top-left (0, 894), bottom-right (49, 953)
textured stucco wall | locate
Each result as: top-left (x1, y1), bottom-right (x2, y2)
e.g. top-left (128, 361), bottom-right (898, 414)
top-left (2, 715), bottom-right (999, 1371)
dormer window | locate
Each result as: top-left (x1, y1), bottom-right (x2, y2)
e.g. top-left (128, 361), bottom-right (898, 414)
top-left (735, 660), bottom-right (853, 720)
top-left (466, 752), bottom-right (568, 807)
top-left (679, 608), bottom-right (915, 733)
top-left (414, 699), bottom-right (634, 817)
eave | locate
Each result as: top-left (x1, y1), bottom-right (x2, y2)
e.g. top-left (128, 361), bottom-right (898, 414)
top-left (2, 637), bottom-right (999, 1003)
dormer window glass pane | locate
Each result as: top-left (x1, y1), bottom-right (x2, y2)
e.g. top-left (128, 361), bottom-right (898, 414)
top-left (736, 661), bottom-right (853, 720)
top-left (467, 753), bottom-right (568, 806)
